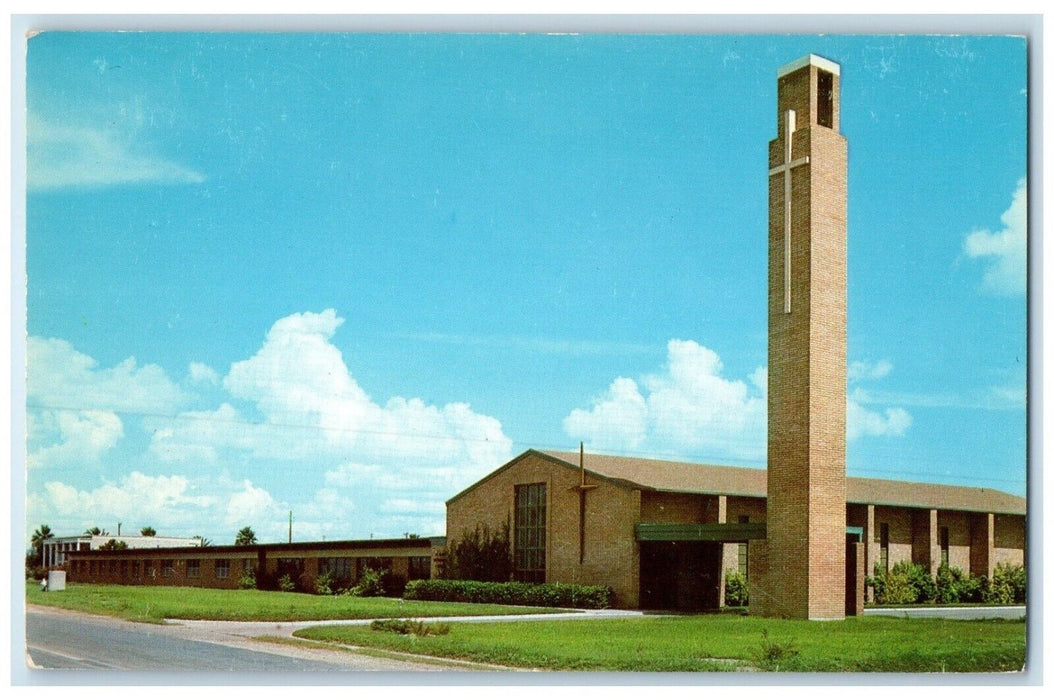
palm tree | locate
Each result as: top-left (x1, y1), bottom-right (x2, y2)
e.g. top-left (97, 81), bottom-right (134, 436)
top-left (235, 526), bottom-right (258, 546)
top-left (84, 526), bottom-right (108, 536)
top-left (140, 526), bottom-right (157, 536)
top-left (31, 524), bottom-right (53, 566)
top-left (193, 535), bottom-right (213, 547)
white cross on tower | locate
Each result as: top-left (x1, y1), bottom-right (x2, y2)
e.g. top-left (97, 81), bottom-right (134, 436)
top-left (768, 109), bottom-right (809, 314)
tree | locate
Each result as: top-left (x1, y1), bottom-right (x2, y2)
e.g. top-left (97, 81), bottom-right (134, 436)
top-left (235, 526), bottom-right (258, 546)
top-left (140, 526), bottom-right (157, 536)
top-left (194, 535), bottom-right (213, 547)
top-left (31, 524), bottom-right (53, 566)
top-left (99, 539), bottom-right (128, 550)
top-left (85, 526), bottom-right (108, 536)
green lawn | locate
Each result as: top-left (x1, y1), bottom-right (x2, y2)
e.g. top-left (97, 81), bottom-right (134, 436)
top-left (296, 614), bottom-right (1027, 672)
top-left (25, 583), bottom-right (560, 624)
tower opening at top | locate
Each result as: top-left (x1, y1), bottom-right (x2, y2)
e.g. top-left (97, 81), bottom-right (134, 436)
top-left (817, 69), bottom-right (834, 128)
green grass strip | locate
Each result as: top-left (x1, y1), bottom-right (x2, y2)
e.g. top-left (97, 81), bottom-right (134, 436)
top-left (26, 582), bottom-right (561, 624)
top-left (296, 614), bottom-right (1026, 673)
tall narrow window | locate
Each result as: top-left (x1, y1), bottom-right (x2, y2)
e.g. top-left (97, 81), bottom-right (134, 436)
top-left (879, 523), bottom-right (890, 573)
top-left (817, 70), bottom-right (834, 128)
top-left (514, 483), bottom-right (546, 583)
top-left (737, 515), bottom-right (750, 576)
top-left (939, 526), bottom-right (950, 568)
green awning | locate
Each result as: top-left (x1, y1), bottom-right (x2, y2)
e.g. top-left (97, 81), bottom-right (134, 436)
top-left (634, 522), bottom-right (767, 542)
top-left (635, 523), bottom-right (864, 543)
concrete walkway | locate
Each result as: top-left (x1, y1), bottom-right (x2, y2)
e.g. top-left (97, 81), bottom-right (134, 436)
top-left (863, 605), bottom-right (1025, 620)
top-left (165, 607), bottom-right (645, 644)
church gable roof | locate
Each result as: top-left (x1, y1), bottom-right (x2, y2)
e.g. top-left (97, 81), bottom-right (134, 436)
top-left (538, 450), bottom-right (1026, 516)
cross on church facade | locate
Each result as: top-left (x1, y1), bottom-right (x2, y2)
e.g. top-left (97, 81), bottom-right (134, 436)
top-left (768, 109), bottom-right (809, 314)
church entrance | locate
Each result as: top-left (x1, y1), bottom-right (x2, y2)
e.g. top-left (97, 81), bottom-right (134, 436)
top-left (639, 541), bottom-right (721, 611)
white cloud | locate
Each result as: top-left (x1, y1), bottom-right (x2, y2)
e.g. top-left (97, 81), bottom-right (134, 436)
top-left (847, 401), bottom-right (912, 440)
top-left (147, 309), bottom-right (515, 536)
top-left (27, 337), bottom-right (190, 469)
top-left (28, 118), bottom-right (205, 190)
top-left (563, 377), bottom-right (648, 452)
top-left (564, 340), bottom-right (766, 461)
top-left (28, 409), bottom-right (124, 470)
top-left (28, 336), bottom-right (189, 415)
top-left (188, 362), bottom-right (220, 386)
top-left (848, 359), bottom-right (893, 381)
top-left (225, 480), bottom-right (280, 529)
top-left (963, 179), bottom-right (1027, 296)
top-left (565, 341), bottom-right (914, 460)
top-left (28, 472), bottom-right (213, 532)
top-left (24, 471), bottom-right (303, 544)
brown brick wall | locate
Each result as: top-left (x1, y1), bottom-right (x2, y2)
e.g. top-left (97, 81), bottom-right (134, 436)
top-left (446, 452), bottom-right (642, 607)
top-left (994, 513), bottom-right (1026, 567)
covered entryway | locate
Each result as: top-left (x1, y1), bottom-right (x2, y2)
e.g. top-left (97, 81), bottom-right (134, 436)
top-left (636, 522), bottom-right (766, 611)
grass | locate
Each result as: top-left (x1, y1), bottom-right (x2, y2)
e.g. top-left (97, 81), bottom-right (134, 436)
top-left (25, 582), bottom-right (561, 624)
top-left (296, 614), bottom-right (1027, 672)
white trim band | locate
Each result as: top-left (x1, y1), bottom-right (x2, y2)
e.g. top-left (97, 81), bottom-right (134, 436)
top-left (778, 54), bottom-right (841, 78)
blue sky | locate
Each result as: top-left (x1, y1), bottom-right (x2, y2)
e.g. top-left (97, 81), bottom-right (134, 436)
top-left (23, 33), bottom-right (1027, 545)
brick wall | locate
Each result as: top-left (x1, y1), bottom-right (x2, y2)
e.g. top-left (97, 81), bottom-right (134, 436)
top-left (446, 452), bottom-right (642, 607)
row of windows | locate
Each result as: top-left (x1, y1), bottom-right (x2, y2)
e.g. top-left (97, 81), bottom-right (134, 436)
top-left (72, 555), bottom-right (432, 581)
top-left (74, 558), bottom-right (244, 580)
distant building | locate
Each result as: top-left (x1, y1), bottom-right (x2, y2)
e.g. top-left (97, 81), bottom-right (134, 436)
top-left (41, 534), bottom-right (203, 569)
top-left (64, 537), bottom-right (445, 594)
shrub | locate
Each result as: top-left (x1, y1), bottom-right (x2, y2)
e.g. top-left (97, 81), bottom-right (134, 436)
top-left (315, 570), bottom-right (333, 596)
top-left (870, 562), bottom-right (935, 604)
top-left (403, 578), bottom-right (614, 609)
top-left (447, 521), bottom-right (512, 582)
top-left (724, 570), bottom-right (749, 607)
top-left (348, 566), bottom-right (386, 597)
top-left (987, 563), bottom-right (1026, 605)
top-left (370, 618), bottom-right (451, 637)
top-left (238, 568), bottom-right (257, 590)
top-left (278, 573), bottom-right (297, 593)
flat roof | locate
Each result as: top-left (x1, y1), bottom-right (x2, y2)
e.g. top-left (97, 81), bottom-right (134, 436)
top-left (69, 536), bottom-right (445, 557)
top-left (778, 54), bottom-right (841, 78)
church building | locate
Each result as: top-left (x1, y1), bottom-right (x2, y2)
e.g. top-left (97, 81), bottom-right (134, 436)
top-left (446, 55), bottom-right (1027, 616)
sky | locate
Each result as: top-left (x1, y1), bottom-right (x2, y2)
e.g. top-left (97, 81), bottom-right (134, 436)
top-left (21, 32), bottom-right (1028, 546)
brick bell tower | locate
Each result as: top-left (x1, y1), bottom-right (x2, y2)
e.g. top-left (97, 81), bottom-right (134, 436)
top-left (756, 54), bottom-right (848, 620)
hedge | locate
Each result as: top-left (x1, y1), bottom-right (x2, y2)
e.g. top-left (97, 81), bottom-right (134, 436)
top-left (403, 579), bottom-right (614, 609)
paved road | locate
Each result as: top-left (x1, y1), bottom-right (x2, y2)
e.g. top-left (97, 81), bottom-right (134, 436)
top-left (24, 605), bottom-right (484, 672)
top-left (863, 605), bottom-right (1026, 620)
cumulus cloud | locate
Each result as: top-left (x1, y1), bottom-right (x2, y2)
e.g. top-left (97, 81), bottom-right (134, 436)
top-left (28, 409), bottom-right (124, 470)
top-left (28, 472), bottom-right (213, 532)
top-left (564, 340), bottom-right (767, 461)
top-left (188, 362), bottom-right (220, 386)
top-left (28, 118), bottom-right (205, 190)
top-left (848, 359), bottom-right (893, 382)
top-left (147, 309), bottom-right (514, 536)
top-left (847, 400), bottom-right (912, 440)
top-left (27, 336), bottom-right (189, 469)
top-left (963, 179), bottom-right (1027, 296)
top-left (564, 341), bottom-right (913, 461)
top-left (28, 336), bottom-right (189, 415)
top-left (23, 470), bottom-right (310, 543)
top-left (563, 377), bottom-right (648, 452)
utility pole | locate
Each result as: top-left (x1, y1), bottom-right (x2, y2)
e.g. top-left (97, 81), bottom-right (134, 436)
top-left (288, 510), bottom-right (292, 543)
